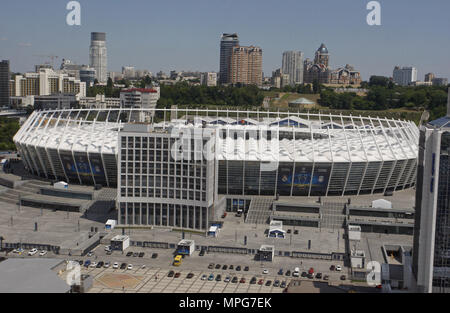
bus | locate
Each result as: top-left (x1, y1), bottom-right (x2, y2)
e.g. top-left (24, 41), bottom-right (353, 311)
top-left (173, 255), bottom-right (182, 266)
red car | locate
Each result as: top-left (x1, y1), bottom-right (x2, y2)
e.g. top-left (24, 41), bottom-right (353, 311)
top-left (240, 277), bottom-right (246, 283)
top-left (174, 272), bottom-right (181, 278)
top-left (222, 212), bottom-right (227, 218)
top-left (258, 279), bottom-right (264, 285)
top-left (308, 268), bottom-right (314, 275)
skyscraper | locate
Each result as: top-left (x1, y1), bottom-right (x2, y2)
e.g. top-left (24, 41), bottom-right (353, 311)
top-left (89, 32), bottom-right (107, 83)
top-left (282, 51), bottom-right (304, 86)
top-left (413, 88), bottom-right (450, 293)
top-left (219, 33), bottom-right (239, 84)
top-left (0, 60), bottom-right (10, 107)
top-left (230, 46), bottom-right (262, 86)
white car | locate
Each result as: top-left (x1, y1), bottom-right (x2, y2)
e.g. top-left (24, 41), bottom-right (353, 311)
top-left (90, 261), bottom-right (97, 268)
top-left (28, 248), bottom-right (38, 256)
top-left (335, 265), bottom-right (342, 271)
top-left (104, 245), bottom-right (111, 252)
top-left (262, 269), bottom-right (269, 274)
top-left (39, 250), bottom-right (47, 256)
top-left (127, 264), bottom-right (133, 270)
top-left (141, 265), bottom-right (146, 269)
top-left (201, 274), bottom-right (207, 280)
top-left (112, 262), bottom-right (119, 269)
top-left (104, 262), bottom-right (110, 268)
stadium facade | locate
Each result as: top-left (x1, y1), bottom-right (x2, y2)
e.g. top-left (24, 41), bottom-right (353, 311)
top-left (14, 108), bottom-right (419, 230)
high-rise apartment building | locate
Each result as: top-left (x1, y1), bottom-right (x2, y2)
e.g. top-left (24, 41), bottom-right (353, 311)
top-left (393, 66), bottom-right (417, 86)
top-left (282, 51), bottom-right (304, 86)
top-left (413, 88), bottom-right (450, 293)
top-left (219, 33), bottom-right (239, 84)
top-left (229, 46), bottom-right (262, 86)
top-left (0, 60), bottom-right (10, 107)
top-left (89, 32), bottom-right (107, 83)
top-left (425, 73), bottom-right (435, 83)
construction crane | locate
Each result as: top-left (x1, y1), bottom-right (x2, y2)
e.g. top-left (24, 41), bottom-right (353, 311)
top-left (33, 54), bottom-right (59, 69)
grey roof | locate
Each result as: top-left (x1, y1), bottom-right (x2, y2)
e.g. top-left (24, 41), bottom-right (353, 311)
top-left (317, 43), bottom-right (328, 54)
top-left (428, 116), bottom-right (450, 128)
top-left (0, 258), bottom-right (70, 293)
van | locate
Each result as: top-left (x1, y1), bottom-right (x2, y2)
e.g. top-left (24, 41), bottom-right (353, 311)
top-left (293, 267), bottom-right (300, 277)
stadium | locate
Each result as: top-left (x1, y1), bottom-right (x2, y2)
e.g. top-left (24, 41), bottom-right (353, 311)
top-left (13, 108), bottom-right (419, 197)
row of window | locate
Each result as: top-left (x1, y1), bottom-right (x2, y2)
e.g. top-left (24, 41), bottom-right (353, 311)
top-left (120, 188), bottom-right (207, 201)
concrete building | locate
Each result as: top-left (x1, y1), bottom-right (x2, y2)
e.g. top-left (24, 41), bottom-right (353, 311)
top-left (89, 32), bottom-right (107, 83)
top-left (219, 33), bottom-right (240, 84)
top-left (0, 60), bottom-right (10, 107)
top-left (119, 87), bottom-right (160, 122)
top-left (9, 68), bottom-right (86, 99)
top-left (412, 88), bottom-right (450, 293)
top-left (393, 66), bottom-right (417, 86)
top-left (33, 93), bottom-right (78, 110)
top-left (117, 123), bottom-right (217, 231)
top-left (122, 66), bottom-right (136, 80)
top-left (230, 46), bottom-right (263, 86)
top-left (60, 59), bottom-right (96, 87)
top-left (303, 44), bottom-right (331, 84)
top-left (79, 95), bottom-right (120, 108)
top-left (330, 64), bottom-right (362, 85)
top-left (425, 73), bottom-right (435, 83)
top-left (200, 72), bottom-right (217, 87)
top-left (432, 77), bottom-right (448, 87)
top-left (282, 51), bottom-right (304, 86)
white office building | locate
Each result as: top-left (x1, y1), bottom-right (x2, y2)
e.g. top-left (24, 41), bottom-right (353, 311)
top-left (89, 32), bottom-right (107, 83)
top-left (393, 66), bottom-right (417, 86)
top-left (200, 72), bottom-right (217, 87)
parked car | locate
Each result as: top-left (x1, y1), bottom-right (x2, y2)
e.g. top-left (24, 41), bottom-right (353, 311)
top-left (265, 280), bottom-right (272, 286)
top-left (120, 263), bottom-right (127, 269)
top-left (201, 274), bottom-right (207, 280)
top-left (127, 264), bottom-right (133, 270)
top-left (244, 266), bottom-right (249, 271)
top-left (208, 263), bottom-right (215, 269)
top-left (340, 275), bottom-right (346, 280)
top-left (28, 248), bottom-right (38, 256)
top-left (141, 265), bottom-right (146, 269)
top-left (133, 252), bottom-right (139, 257)
top-left (231, 276), bottom-right (238, 283)
top-left (84, 260), bottom-right (91, 267)
top-left (307, 273), bottom-right (314, 279)
top-left (112, 262), bottom-right (119, 269)
top-left (126, 252), bottom-right (133, 257)
top-left (301, 271), bottom-right (307, 277)
top-left (87, 251), bottom-right (94, 257)
top-left (273, 280), bottom-right (280, 287)
top-left (239, 277), bottom-right (246, 283)
top-left (316, 273), bottom-right (323, 279)
top-left (308, 267), bottom-right (315, 275)
top-left (215, 264), bottom-right (221, 269)
top-left (104, 245), bottom-right (111, 251)
top-left (336, 265), bottom-right (342, 271)
top-left (208, 274), bottom-right (214, 281)
top-left (294, 230), bottom-right (299, 235)
top-left (78, 260), bottom-right (83, 265)
top-left (168, 270), bottom-right (175, 277)
top-left (236, 266), bottom-right (241, 271)
top-left (106, 250), bottom-right (112, 255)
top-left (138, 252), bottom-right (145, 257)
top-left (229, 265), bottom-right (234, 270)
top-left (287, 229), bottom-right (291, 234)
top-left (174, 272), bottom-right (181, 278)
top-left (262, 269), bottom-right (269, 274)
top-left (250, 277), bottom-right (257, 284)
top-left (199, 250), bottom-right (205, 256)
top-left (104, 262), bottom-right (110, 268)
top-left (90, 262), bottom-right (97, 268)
top-left (222, 265), bottom-right (228, 270)
top-left (280, 281), bottom-right (287, 288)
top-left (285, 270), bottom-right (291, 276)
top-left (330, 265), bottom-right (336, 271)
top-left (96, 261), bottom-right (104, 268)
top-left (323, 275), bottom-right (329, 281)
top-left (39, 250), bottom-right (47, 256)
top-left (215, 274), bottom-right (222, 281)
top-left (152, 253), bottom-right (158, 259)
top-left (187, 273), bottom-right (194, 279)
top-left (221, 212), bottom-right (227, 218)
top-left (258, 279), bottom-right (264, 285)
top-left (224, 276), bottom-right (231, 283)
top-left (278, 268), bottom-right (283, 275)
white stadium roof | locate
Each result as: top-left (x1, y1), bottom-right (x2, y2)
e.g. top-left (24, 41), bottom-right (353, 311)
top-left (14, 109), bottom-right (419, 163)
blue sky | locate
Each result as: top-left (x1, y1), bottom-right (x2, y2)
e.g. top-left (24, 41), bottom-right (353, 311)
top-left (1, 0), bottom-right (449, 80)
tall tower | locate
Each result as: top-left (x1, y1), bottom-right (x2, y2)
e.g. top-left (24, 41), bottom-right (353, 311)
top-left (412, 88), bottom-right (450, 293)
top-left (89, 32), bottom-right (107, 83)
top-left (282, 51), bottom-right (304, 86)
top-left (314, 43), bottom-right (330, 68)
top-left (219, 33), bottom-right (239, 84)
top-left (0, 60), bottom-right (10, 107)
top-left (230, 46), bottom-right (262, 87)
